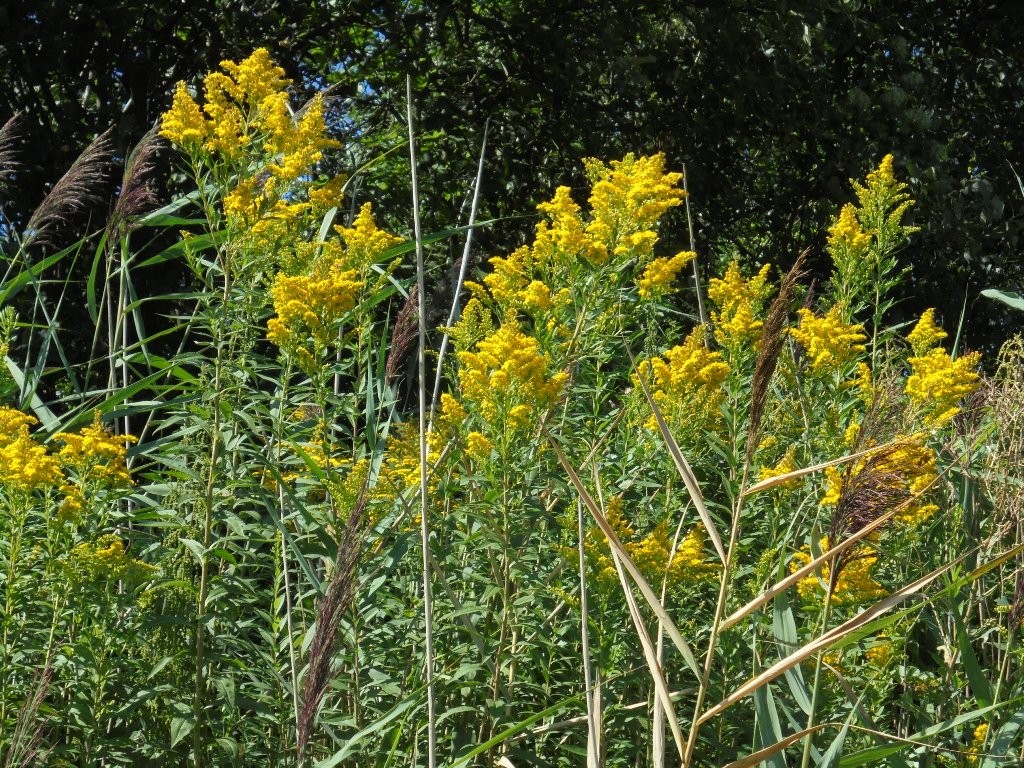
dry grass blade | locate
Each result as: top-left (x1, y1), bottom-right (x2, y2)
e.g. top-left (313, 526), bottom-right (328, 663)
top-left (610, 547), bottom-right (687, 761)
top-left (297, 487), bottom-right (370, 756)
top-left (627, 347), bottom-right (727, 565)
top-left (546, 432), bottom-right (701, 678)
top-left (699, 555), bottom-right (964, 726)
top-left (25, 127), bottom-right (114, 247)
top-left (720, 725), bottom-right (827, 768)
top-left (746, 249), bottom-right (807, 462)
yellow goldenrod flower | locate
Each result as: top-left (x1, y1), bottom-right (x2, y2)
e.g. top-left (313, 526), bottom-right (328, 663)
top-left (584, 154), bottom-right (684, 263)
top-left (967, 723), bottom-right (988, 766)
top-left (827, 203), bottom-right (872, 258)
top-left (905, 347), bottom-right (981, 428)
top-left (465, 431), bottom-right (493, 460)
top-left (70, 535), bottom-right (158, 583)
top-left (790, 305), bottom-right (867, 374)
top-left (906, 308), bottom-right (948, 356)
top-left (55, 411), bottom-right (137, 487)
top-left (457, 321), bottom-right (568, 427)
top-left (335, 202), bottom-right (404, 271)
top-left (637, 251), bottom-right (696, 300)
top-left (0, 425), bottom-right (62, 493)
top-left (534, 187), bottom-right (606, 265)
top-left (758, 446), bottom-right (801, 489)
top-left (160, 82), bottom-right (208, 147)
top-left (708, 261), bottom-right (773, 349)
top-left (791, 536), bottom-right (886, 605)
top-left (636, 325), bottom-right (730, 437)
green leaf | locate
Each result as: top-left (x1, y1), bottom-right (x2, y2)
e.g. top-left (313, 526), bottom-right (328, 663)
top-left (981, 288), bottom-right (1024, 312)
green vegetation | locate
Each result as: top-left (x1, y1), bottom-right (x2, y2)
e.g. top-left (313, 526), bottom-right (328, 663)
top-left (1, 48), bottom-right (1022, 767)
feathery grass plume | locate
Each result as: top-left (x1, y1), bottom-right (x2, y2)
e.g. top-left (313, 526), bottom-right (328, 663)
top-left (297, 485), bottom-right (370, 757)
top-left (109, 128), bottom-right (160, 237)
top-left (984, 335), bottom-right (1024, 531)
top-left (386, 285), bottom-right (419, 383)
top-left (24, 127), bottom-right (114, 248)
top-left (2, 659), bottom-right (54, 767)
top-left (0, 112), bottom-right (22, 185)
top-left (746, 248), bottom-right (808, 462)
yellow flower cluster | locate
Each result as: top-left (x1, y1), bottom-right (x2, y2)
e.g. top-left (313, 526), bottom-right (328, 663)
top-left (0, 410), bottom-right (61, 493)
top-left (70, 535), bottom-right (157, 584)
top-left (967, 723), bottom-right (988, 766)
top-left (757, 446), bottom-right (801, 489)
top-left (161, 49), bottom-right (338, 179)
top-left (55, 411), bottom-right (137, 487)
top-left (533, 187), bottom-right (608, 266)
top-left (583, 153), bottom-right (685, 263)
top-left (906, 308), bottom-right (948, 356)
top-left (902, 309), bottom-right (980, 429)
top-left (707, 261), bottom-right (773, 349)
top-left (637, 251), bottom-right (696, 300)
top-left (904, 347), bottom-right (981, 428)
top-left (827, 203), bottom-right (872, 259)
top-left (456, 321), bottom-right (569, 428)
top-left (585, 497), bottom-right (717, 592)
top-left (791, 537), bottom-right (886, 605)
top-left (477, 245), bottom-right (568, 315)
top-left (267, 203), bottom-right (401, 368)
top-left (790, 305), bottom-right (867, 374)
top-left (636, 326), bottom-right (730, 436)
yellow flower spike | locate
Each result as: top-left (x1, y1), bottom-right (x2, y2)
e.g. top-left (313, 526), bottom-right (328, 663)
top-left (635, 326), bottom-right (730, 436)
top-left (637, 251), bottom-right (696, 300)
top-left (968, 723), bottom-right (989, 766)
top-left (0, 425), bottom-right (62, 492)
top-left (534, 187), bottom-right (606, 265)
top-left (758, 446), bottom-right (801, 489)
top-left (465, 432), bottom-right (493, 460)
top-left (827, 203), bottom-right (872, 257)
top-left (160, 82), bottom-right (208, 147)
top-left (791, 536), bottom-right (886, 605)
top-left (456, 322), bottom-right (567, 431)
top-left (789, 305), bottom-right (867, 374)
top-left (906, 308), bottom-right (948, 356)
top-left (55, 411), bottom-right (138, 488)
top-left (905, 347), bottom-right (981, 428)
top-left (707, 261), bottom-right (773, 349)
top-left (336, 202), bottom-right (404, 271)
top-left (219, 47), bottom-right (289, 106)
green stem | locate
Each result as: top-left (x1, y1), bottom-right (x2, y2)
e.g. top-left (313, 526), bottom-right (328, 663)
top-left (800, 570), bottom-right (836, 768)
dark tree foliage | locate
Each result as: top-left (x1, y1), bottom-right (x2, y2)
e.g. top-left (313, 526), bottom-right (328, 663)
top-left (2, 0), bottom-right (1022, 353)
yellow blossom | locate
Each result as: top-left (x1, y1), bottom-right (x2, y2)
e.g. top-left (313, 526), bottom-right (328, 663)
top-left (637, 251), bottom-right (696, 300)
top-left (457, 322), bottom-right (568, 428)
top-left (636, 326), bottom-right (730, 438)
top-left (906, 308), bottom-right (948, 356)
top-left (790, 305), bottom-right (867, 374)
top-left (967, 723), bottom-right (988, 766)
top-left (708, 261), bottom-right (773, 349)
top-left (335, 202), bottom-right (404, 271)
top-left (584, 154), bottom-right (684, 263)
top-left (55, 411), bottom-right (137, 487)
top-left (70, 535), bottom-right (157, 584)
top-left (758, 446), bottom-right (801, 489)
top-left (0, 425), bottom-right (62, 493)
top-left (465, 432), bottom-right (493, 460)
top-left (905, 347), bottom-right (981, 428)
top-left (827, 203), bottom-right (871, 258)
top-left (160, 82), bottom-right (208, 147)
top-left (533, 187), bottom-right (606, 265)
top-left (791, 536), bottom-right (885, 605)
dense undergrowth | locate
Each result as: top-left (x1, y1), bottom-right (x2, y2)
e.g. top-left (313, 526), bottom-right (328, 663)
top-left (1, 50), bottom-right (1022, 767)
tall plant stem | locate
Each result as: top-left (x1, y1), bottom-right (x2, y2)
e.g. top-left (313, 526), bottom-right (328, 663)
top-left (192, 265), bottom-right (231, 768)
top-left (800, 576), bottom-right (836, 768)
top-left (683, 469), bottom-right (749, 767)
top-left (682, 163), bottom-right (707, 327)
top-left (407, 74), bottom-right (437, 768)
